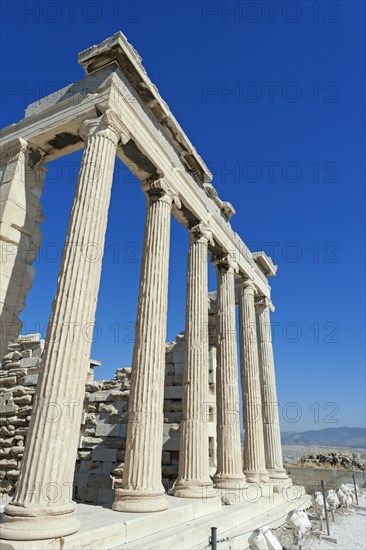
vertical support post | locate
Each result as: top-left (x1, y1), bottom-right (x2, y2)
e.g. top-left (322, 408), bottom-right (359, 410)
top-left (0, 109), bottom-right (123, 542)
top-left (321, 480), bottom-right (330, 535)
top-left (255, 297), bottom-right (289, 482)
top-left (172, 223), bottom-right (215, 499)
top-left (113, 178), bottom-right (178, 513)
top-left (352, 474), bottom-right (359, 505)
top-left (238, 279), bottom-right (269, 483)
top-left (211, 254), bottom-right (246, 490)
top-left (210, 527), bottom-right (218, 550)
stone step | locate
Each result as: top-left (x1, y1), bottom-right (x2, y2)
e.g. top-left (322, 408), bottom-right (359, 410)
top-left (0, 488), bottom-right (310, 549)
top-left (114, 488), bottom-right (310, 550)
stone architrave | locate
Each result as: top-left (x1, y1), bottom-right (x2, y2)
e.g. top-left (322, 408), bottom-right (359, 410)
top-left (211, 254), bottom-right (246, 490)
top-left (0, 109), bottom-right (123, 541)
top-left (256, 297), bottom-right (288, 480)
top-left (113, 178), bottom-right (179, 513)
top-left (0, 139), bottom-right (46, 358)
top-left (238, 279), bottom-right (269, 483)
top-left (172, 223), bottom-right (215, 499)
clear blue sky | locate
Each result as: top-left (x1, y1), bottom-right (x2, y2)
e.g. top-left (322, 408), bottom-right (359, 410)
top-left (1, 1), bottom-right (365, 432)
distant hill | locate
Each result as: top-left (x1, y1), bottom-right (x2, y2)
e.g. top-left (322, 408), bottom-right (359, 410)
top-left (281, 427), bottom-right (366, 449)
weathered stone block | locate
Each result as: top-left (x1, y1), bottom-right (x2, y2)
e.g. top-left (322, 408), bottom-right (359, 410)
top-left (0, 459), bottom-right (17, 469)
top-left (0, 426), bottom-right (15, 437)
top-left (18, 406), bottom-right (33, 417)
top-left (77, 486), bottom-right (98, 502)
top-left (95, 423), bottom-right (120, 437)
top-left (9, 447), bottom-right (24, 457)
top-left (5, 469), bottom-right (19, 480)
top-left (99, 403), bottom-right (117, 414)
top-left (164, 375), bottom-right (174, 386)
top-left (164, 386), bottom-right (182, 399)
top-left (91, 447), bottom-right (117, 462)
top-left (173, 350), bottom-right (185, 363)
top-left (13, 394), bottom-right (32, 405)
top-left (81, 436), bottom-right (103, 447)
top-left (164, 400), bottom-right (182, 412)
top-left (103, 438), bottom-right (125, 450)
top-left (162, 465), bottom-right (178, 478)
top-left (89, 390), bottom-right (114, 403)
top-left (86, 461), bottom-right (103, 473)
top-left (174, 363), bottom-right (184, 376)
top-left (162, 451), bottom-right (171, 465)
top-left (0, 448), bottom-right (11, 458)
top-left (0, 437), bottom-right (15, 448)
top-left (19, 357), bottom-right (40, 369)
top-left (2, 377), bottom-right (17, 386)
top-left (73, 472), bottom-right (89, 486)
top-left (23, 374), bottom-right (39, 385)
top-left (0, 480), bottom-right (13, 493)
top-left (87, 474), bottom-right (112, 489)
top-left (97, 488), bottom-right (115, 503)
top-left (85, 382), bottom-right (101, 393)
top-left (116, 450), bottom-right (125, 462)
top-left (11, 386), bottom-right (27, 396)
top-left (162, 436), bottom-right (180, 451)
top-left (173, 374), bottom-right (183, 386)
top-left (102, 461), bottom-right (117, 475)
top-left (162, 424), bottom-right (180, 437)
top-left (78, 450), bottom-right (92, 460)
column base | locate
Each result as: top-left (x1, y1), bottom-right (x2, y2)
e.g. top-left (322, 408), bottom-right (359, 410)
top-left (0, 503), bottom-right (80, 541)
top-left (212, 474), bottom-right (247, 490)
top-left (244, 470), bottom-right (261, 483)
top-left (267, 468), bottom-right (290, 480)
top-left (244, 470), bottom-right (270, 483)
top-left (171, 479), bottom-right (216, 499)
top-left (268, 470), bottom-right (292, 492)
top-left (112, 488), bottom-right (168, 513)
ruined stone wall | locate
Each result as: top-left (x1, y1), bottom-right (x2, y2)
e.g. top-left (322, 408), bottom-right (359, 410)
top-left (0, 328), bottom-right (217, 506)
top-left (0, 144), bottom-right (46, 359)
top-left (0, 334), bottom-right (43, 495)
top-left (285, 466), bottom-right (365, 494)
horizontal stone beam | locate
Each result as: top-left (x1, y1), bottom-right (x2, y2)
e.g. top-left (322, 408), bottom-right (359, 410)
top-left (0, 61), bottom-right (274, 298)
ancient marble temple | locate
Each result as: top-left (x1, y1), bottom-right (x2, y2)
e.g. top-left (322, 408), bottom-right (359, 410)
top-left (0, 33), bottom-right (297, 549)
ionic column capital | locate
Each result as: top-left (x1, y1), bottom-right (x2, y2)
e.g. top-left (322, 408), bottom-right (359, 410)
top-left (189, 222), bottom-right (214, 245)
top-left (141, 176), bottom-right (181, 208)
top-left (79, 108), bottom-right (129, 145)
top-left (211, 252), bottom-right (238, 273)
top-left (237, 277), bottom-right (256, 292)
top-left (255, 295), bottom-right (275, 312)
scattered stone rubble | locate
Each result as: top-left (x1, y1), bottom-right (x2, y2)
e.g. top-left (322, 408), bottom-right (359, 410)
top-left (0, 332), bottom-right (217, 505)
top-left (300, 451), bottom-right (365, 470)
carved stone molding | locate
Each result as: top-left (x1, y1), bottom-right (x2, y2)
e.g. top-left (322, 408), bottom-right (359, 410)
top-left (0, 138), bottom-right (28, 164)
top-left (79, 108), bottom-right (129, 145)
top-left (237, 277), bottom-right (256, 292)
top-left (211, 252), bottom-right (238, 273)
top-left (189, 222), bottom-right (214, 245)
top-left (0, 138), bottom-right (45, 170)
top-left (255, 295), bottom-right (275, 312)
top-left (141, 176), bottom-right (181, 208)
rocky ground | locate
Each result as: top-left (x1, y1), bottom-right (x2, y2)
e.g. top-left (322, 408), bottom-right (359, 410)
top-left (282, 445), bottom-right (366, 467)
top-left (274, 494), bottom-right (366, 550)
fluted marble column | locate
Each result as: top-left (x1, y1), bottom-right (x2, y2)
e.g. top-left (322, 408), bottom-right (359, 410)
top-left (256, 297), bottom-right (288, 480)
top-left (212, 255), bottom-right (246, 489)
top-left (113, 178), bottom-right (177, 513)
top-left (172, 223), bottom-right (215, 499)
top-left (238, 279), bottom-right (269, 483)
top-left (0, 109), bottom-right (122, 542)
